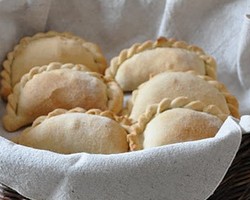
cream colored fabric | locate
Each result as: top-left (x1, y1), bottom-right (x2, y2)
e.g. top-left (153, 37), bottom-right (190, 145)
top-left (129, 71), bottom-right (239, 120)
top-left (3, 63), bottom-right (123, 131)
top-left (1, 31), bottom-right (107, 99)
top-left (14, 108), bottom-right (129, 154)
top-left (106, 37), bottom-right (216, 91)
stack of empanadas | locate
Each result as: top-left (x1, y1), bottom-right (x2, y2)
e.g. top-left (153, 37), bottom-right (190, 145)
top-left (1, 31), bottom-right (107, 99)
top-left (1, 31), bottom-right (127, 154)
top-left (110, 38), bottom-right (239, 151)
top-left (0, 33), bottom-right (240, 154)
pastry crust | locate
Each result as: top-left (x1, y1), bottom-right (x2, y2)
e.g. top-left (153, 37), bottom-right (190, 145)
top-left (1, 31), bottom-right (107, 99)
top-left (128, 71), bottom-right (239, 120)
top-left (106, 37), bottom-right (216, 91)
top-left (13, 108), bottom-right (130, 154)
top-left (3, 63), bottom-right (123, 132)
top-left (127, 97), bottom-right (226, 151)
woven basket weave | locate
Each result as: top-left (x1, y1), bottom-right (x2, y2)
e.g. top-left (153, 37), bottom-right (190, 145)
top-left (1, 133), bottom-right (250, 200)
top-left (208, 133), bottom-right (250, 200)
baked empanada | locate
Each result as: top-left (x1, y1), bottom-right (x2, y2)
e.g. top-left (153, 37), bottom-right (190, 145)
top-left (128, 71), bottom-right (239, 120)
top-left (13, 108), bottom-right (130, 154)
top-left (1, 31), bottom-right (107, 99)
top-left (106, 37), bottom-right (216, 91)
top-left (3, 63), bottom-right (123, 131)
top-left (128, 97), bottom-right (226, 151)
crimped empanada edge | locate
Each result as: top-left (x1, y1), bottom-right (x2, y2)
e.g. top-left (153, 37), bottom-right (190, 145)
top-left (197, 75), bottom-right (240, 118)
top-left (127, 96), bottom-right (228, 151)
top-left (2, 63), bottom-right (98, 132)
top-left (2, 82), bottom-right (24, 132)
top-left (105, 37), bottom-right (217, 81)
top-left (0, 31), bottom-right (107, 99)
top-left (19, 62), bottom-right (91, 88)
top-left (105, 76), bottom-right (124, 114)
top-left (31, 107), bottom-right (132, 132)
top-left (128, 71), bottom-right (240, 119)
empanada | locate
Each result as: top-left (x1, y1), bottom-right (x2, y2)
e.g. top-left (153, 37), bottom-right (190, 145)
top-left (1, 31), bottom-right (107, 99)
top-left (128, 71), bottom-right (239, 120)
top-left (106, 37), bottom-right (216, 91)
top-left (3, 63), bottom-right (123, 131)
top-left (127, 97), bottom-right (226, 151)
top-left (13, 108), bottom-right (130, 154)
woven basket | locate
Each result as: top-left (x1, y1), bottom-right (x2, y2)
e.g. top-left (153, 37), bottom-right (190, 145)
top-left (208, 133), bottom-right (250, 200)
top-left (1, 133), bottom-right (250, 200)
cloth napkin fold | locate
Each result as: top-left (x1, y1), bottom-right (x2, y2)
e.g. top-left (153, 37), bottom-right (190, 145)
top-left (240, 115), bottom-right (250, 133)
top-left (0, 117), bottom-right (242, 200)
top-left (0, 0), bottom-right (250, 199)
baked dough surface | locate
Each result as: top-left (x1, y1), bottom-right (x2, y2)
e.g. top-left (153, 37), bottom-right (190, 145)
top-left (14, 108), bottom-right (129, 154)
top-left (106, 37), bottom-right (216, 91)
top-left (127, 97), bottom-right (226, 151)
top-left (1, 31), bottom-right (107, 99)
top-left (143, 108), bottom-right (223, 149)
top-left (129, 71), bottom-right (239, 120)
top-left (3, 63), bottom-right (123, 131)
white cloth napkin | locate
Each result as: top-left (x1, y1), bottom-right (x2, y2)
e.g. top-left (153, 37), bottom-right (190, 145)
top-left (0, 117), bottom-right (243, 200)
top-left (0, 0), bottom-right (249, 199)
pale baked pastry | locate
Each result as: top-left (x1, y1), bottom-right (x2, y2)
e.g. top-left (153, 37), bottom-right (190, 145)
top-left (13, 108), bottom-right (130, 154)
top-left (3, 63), bottom-right (123, 131)
top-left (1, 31), bottom-right (107, 99)
top-left (127, 97), bottom-right (226, 151)
top-left (106, 37), bottom-right (216, 91)
top-left (128, 71), bottom-right (239, 120)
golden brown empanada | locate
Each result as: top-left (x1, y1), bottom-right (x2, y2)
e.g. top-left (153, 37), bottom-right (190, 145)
top-left (106, 37), bottom-right (216, 91)
top-left (128, 71), bottom-right (239, 120)
top-left (1, 31), bottom-right (107, 99)
top-left (13, 108), bottom-right (130, 154)
top-left (3, 63), bottom-right (123, 131)
top-left (127, 97), bottom-right (226, 151)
